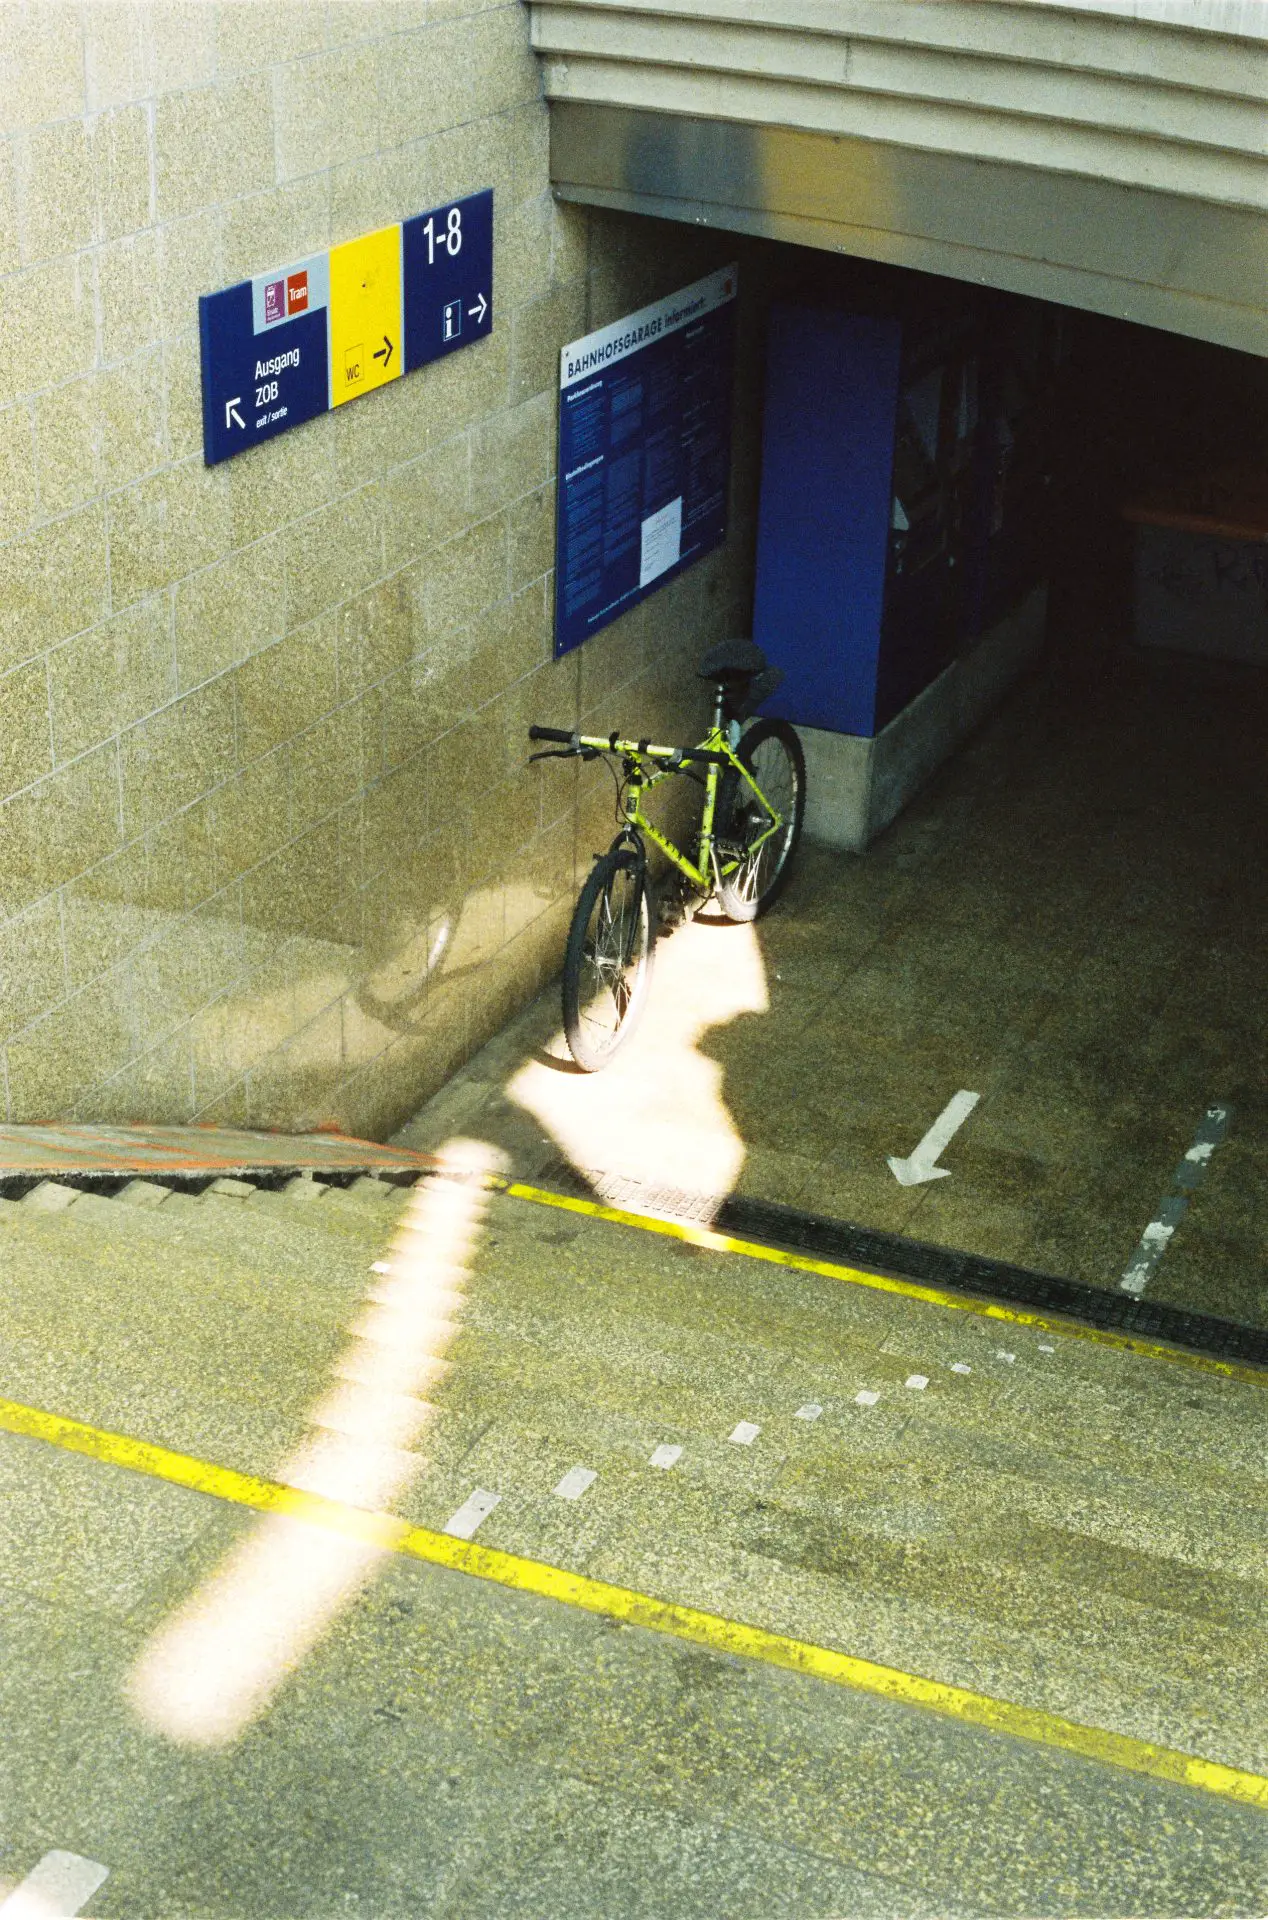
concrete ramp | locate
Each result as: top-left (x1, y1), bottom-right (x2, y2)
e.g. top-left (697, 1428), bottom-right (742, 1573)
top-left (0, 1124), bottom-right (436, 1198)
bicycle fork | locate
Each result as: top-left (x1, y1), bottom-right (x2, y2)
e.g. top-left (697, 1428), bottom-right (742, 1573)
top-left (699, 689), bottom-right (783, 886)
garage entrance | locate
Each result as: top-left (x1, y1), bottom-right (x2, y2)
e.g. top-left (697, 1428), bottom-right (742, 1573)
top-left (402, 303), bottom-right (1268, 1341)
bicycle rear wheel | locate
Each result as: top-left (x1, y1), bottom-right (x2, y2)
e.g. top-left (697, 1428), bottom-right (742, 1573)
top-left (714, 718), bottom-right (806, 922)
top-left (562, 849), bottom-right (655, 1071)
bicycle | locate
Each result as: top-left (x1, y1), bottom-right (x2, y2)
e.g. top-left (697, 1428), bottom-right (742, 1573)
top-left (529, 639), bottom-right (806, 1071)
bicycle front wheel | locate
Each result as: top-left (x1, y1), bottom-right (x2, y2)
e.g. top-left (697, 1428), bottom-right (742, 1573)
top-left (562, 849), bottom-right (655, 1071)
top-left (715, 718), bottom-right (806, 922)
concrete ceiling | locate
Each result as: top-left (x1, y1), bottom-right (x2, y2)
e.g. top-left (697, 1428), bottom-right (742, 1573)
top-left (532, 0), bottom-right (1268, 352)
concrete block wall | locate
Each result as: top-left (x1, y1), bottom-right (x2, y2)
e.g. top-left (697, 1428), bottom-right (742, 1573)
top-left (0, 1), bottom-right (748, 1140)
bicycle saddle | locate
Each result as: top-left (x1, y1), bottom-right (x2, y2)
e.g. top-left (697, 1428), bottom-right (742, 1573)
top-left (697, 638), bottom-right (767, 685)
top-left (734, 665), bottom-right (783, 720)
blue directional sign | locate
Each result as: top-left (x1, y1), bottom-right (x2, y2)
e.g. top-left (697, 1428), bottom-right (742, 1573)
top-left (199, 189), bottom-right (494, 466)
top-left (402, 189), bottom-right (493, 372)
top-left (554, 264), bottom-right (736, 656)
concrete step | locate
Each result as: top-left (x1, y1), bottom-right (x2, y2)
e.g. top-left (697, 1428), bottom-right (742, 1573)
top-left (0, 1177), bottom-right (474, 1493)
top-left (0, 1187), bottom-right (383, 1317)
top-left (4, 1167), bottom-right (412, 1220)
top-left (383, 1200), bottom-right (1268, 1773)
top-left (449, 1276), bottom-right (1267, 1521)
top-left (421, 1320), bottom-right (1268, 1589)
top-left (0, 1176), bottom-right (408, 1280)
top-left (464, 1190), bottom-right (1268, 1493)
top-left (18, 1180), bottom-right (83, 1212)
top-left (399, 1401), bottom-right (1268, 1774)
top-left (4, 1156), bottom-right (1264, 1786)
top-left (116, 1178), bottom-right (175, 1209)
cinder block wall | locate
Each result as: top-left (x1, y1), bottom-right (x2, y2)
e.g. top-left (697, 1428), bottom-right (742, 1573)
top-left (0, 2), bottom-right (750, 1139)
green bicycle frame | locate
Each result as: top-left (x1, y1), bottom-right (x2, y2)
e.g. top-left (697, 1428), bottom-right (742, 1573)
top-left (575, 699), bottom-right (784, 891)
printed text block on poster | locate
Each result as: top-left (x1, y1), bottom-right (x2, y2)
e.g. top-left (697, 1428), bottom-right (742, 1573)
top-left (554, 265), bottom-right (737, 657)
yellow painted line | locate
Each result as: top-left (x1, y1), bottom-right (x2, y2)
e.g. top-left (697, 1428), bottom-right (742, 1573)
top-left (2, 1393), bottom-right (1266, 1812)
top-left (497, 1181), bottom-right (1268, 1390)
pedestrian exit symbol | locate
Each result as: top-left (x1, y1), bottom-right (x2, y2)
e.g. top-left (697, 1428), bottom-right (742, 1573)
top-left (199, 188), bottom-right (494, 465)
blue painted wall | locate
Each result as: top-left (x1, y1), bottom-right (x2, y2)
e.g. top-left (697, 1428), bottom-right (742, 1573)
top-left (753, 297), bottom-right (1056, 743)
top-left (752, 308), bottom-right (901, 736)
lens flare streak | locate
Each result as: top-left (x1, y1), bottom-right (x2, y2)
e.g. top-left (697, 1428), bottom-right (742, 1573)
top-left (127, 1140), bottom-right (503, 1748)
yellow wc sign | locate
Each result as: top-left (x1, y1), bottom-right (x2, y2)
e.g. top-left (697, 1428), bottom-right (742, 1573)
top-left (329, 225), bottom-right (403, 407)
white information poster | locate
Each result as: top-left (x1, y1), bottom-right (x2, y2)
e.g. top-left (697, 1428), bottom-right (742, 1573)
top-left (639, 496), bottom-right (683, 588)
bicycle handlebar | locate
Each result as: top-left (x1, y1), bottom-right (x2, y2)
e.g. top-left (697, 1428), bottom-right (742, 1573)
top-left (527, 724), bottom-right (728, 769)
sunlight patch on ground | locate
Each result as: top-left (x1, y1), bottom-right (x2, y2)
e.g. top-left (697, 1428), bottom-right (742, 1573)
top-left (507, 919), bottom-right (767, 1202)
top-left (126, 1139), bottom-right (503, 1748)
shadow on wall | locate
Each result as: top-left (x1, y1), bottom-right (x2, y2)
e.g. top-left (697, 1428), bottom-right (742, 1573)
top-left (32, 583), bottom-right (726, 1142)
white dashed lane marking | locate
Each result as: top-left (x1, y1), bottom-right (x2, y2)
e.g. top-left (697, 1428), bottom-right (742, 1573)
top-left (553, 1466), bottom-right (597, 1501)
top-left (425, 1335), bottom-right (1064, 1562)
top-left (0, 1851), bottom-right (109, 1919)
top-left (1120, 1103), bottom-right (1232, 1297)
top-left (433, 1331), bottom-right (1060, 1553)
top-left (443, 1488), bottom-right (501, 1539)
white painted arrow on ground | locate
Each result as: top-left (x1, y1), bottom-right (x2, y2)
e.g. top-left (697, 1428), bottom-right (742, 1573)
top-left (888, 1090), bottom-right (980, 1186)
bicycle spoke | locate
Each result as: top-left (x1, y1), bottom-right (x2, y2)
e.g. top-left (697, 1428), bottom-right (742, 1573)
top-left (573, 863), bottom-right (647, 1051)
top-left (715, 721), bottom-right (804, 923)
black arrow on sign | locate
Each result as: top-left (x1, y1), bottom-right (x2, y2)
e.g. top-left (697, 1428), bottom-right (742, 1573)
top-left (373, 335), bottom-right (394, 368)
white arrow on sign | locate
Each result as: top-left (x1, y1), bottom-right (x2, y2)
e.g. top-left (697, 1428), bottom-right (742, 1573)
top-left (467, 292), bottom-right (488, 324)
top-left (888, 1089), bottom-right (980, 1187)
top-left (225, 397), bottom-right (245, 430)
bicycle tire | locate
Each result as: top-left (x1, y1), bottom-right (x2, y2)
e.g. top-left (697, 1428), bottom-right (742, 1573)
top-left (562, 848), bottom-right (656, 1071)
top-left (714, 718), bottom-right (806, 922)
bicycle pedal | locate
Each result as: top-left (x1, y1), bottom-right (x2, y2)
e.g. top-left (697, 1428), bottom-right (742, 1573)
top-left (658, 894), bottom-right (700, 932)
